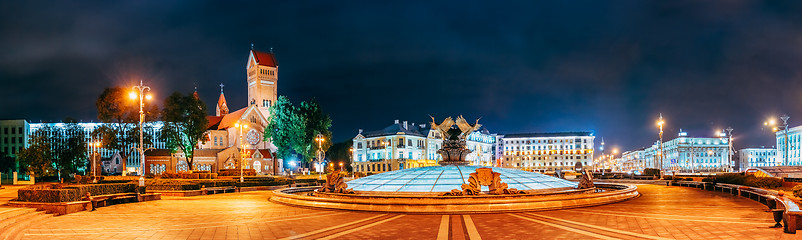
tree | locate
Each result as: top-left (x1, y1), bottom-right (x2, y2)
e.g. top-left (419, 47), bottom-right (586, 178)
top-left (327, 140), bottom-right (354, 172)
top-left (264, 96), bottom-right (305, 162)
top-left (92, 87), bottom-right (158, 175)
top-left (54, 118), bottom-right (88, 177)
top-left (0, 152), bottom-right (16, 173)
top-left (161, 92), bottom-right (209, 171)
top-left (296, 99), bottom-right (332, 165)
top-left (17, 131), bottom-right (54, 178)
top-left (263, 97), bottom-right (333, 169)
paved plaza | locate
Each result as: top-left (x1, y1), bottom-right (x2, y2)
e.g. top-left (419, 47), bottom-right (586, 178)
top-left (0, 184), bottom-right (794, 240)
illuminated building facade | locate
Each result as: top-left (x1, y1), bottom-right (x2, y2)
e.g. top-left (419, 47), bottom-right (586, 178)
top-left (499, 132), bottom-right (595, 172)
top-left (0, 119), bottom-right (30, 157)
top-left (619, 130), bottom-right (731, 173)
top-left (776, 125), bottom-right (802, 166)
top-left (738, 148), bottom-right (778, 171)
top-left (351, 120), bottom-right (498, 173)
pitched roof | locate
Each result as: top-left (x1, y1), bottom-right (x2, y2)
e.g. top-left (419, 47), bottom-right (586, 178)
top-left (362, 122), bottom-right (428, 138)
top-left (195, 149), bottom-right (223, 157)
top-left (145, 149), bottom-right (172, 157)
top-left (502, 132), bottom-right (594, 138)
top-left (252, 50), bottom-right (278, 67)
top-left (243, 149), bottom-right (273, 159)
top-left (217, 92), bottom-right (229, 115)
top-left (216, 107), bottom-right (247, 130)
top-left (206, 116), bottom-right (224, 130)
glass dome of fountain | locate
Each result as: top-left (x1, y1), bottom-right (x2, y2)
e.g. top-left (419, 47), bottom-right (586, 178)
top-left (347, 165), bottom-right (577, 193)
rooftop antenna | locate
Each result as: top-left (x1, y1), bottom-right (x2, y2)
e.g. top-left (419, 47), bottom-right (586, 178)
top-left (270, 47), bottom-right (273, 53)
top-left (250, 43), bottom-right (254, 50)
top-left (194, 82), bottom-right (198, 92)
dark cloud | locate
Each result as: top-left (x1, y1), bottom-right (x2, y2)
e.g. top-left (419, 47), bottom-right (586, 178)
top-left (1, 0), bottom-right (802, 151)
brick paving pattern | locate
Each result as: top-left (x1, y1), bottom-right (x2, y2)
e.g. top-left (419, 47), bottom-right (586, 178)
top-left (5, 184), bottom-right (796, 239)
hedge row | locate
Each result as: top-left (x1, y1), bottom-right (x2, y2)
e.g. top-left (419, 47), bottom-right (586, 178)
top-left (159, 171), bottom-right (219, 179)
top-left (218, 169), bottom-right (256, 176)
top-left (17, 183), bottom-right (137, 203)
top-left (710, 173), bottom-right (783, 188)
top-left (145, 177), bottom-right (298, 190)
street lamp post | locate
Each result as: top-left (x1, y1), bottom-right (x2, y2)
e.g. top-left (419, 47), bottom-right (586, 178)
top-left (130, 80), bottom-right (151, 187)
top-left (315, 133), bottom-right (325, 173)
top-left (726, 127), bottom-right (733, 172)
top-left (235, 122), bottom-right (248, 182)
top-left (349, 147), bottom-right (354, 177)
top-left (90, 141), bottom-right (100, 183)
top-left (765, 115), bottom-right (790, 166)
top-left (599, 137), bottom-right (605, 174)
top-left (657, 114), bottom-right (665, 173)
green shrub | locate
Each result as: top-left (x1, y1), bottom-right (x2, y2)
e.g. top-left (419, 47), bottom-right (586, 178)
top-left (147, 183), bottom-right (201, 191)
top-left (745, 176), bottom-right (782, 188)
top-left (17, 183), bottom-right (137, 203)
top-left (714, 173), bottom-right (746, 185)
top-left (643, 168), bottom-right (661, 176)
top-left (662, 175), bottom-right (673, 180)
top-left (701, 177), bottom-right (714, 182)
top-left (218, 169), bottom-right (256, 176)
top-left (793, 185), bottom-right (802, 198)
top-left (161, 171), bottom-right (180, 179)
top-left (712, 173), bottom-right (783, 189)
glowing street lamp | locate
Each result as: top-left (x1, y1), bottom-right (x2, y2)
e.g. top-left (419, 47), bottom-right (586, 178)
top-left (89, 141), bottom-right (101, 183)
top-left (315, 133), bottom-right (326, 173)
top-left (657, 114), bottom-right (665, 172)
top-left (235, 122), bottom-right (248, 182)
top-left (131, 80), bottom-right (151, 186)
top-left (766, 115), bottom-right (790, 165)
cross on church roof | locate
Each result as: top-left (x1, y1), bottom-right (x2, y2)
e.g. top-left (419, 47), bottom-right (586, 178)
top-left (219, 83), bottom-right (224, 93)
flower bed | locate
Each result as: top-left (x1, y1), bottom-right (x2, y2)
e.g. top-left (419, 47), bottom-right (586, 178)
top-left (218, 169), bottom-right (256, 176)
top-left (17, 183), bottom-right (138, 203)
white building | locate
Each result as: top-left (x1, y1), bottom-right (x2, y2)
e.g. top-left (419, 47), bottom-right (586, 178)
top-left (0, 120), bottom-right (30, 157)
top-left (499, 132), bottom-right (595, 172)
top-left (619, 130), bottom-right (731, 173)
top-left (351, 120), bottom-right (498, 173)
top-left (776, 125), bottom-right (802, 166)
top-left (738, 148), bottom-right (778, 171)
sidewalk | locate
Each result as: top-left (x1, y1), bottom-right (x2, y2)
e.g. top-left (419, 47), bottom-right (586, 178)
top-left (0, 185), bottom-right (25, 205)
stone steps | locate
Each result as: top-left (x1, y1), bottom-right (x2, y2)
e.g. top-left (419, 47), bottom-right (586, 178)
top-left (0, 208), bottom-right (51, 240)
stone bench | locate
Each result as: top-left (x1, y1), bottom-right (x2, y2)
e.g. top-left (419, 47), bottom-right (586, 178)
top-left (88, 193), bottom-right (138, 208)
top-left (203, 186), bottom-right (236, 195)
top-left (775, 197), bottom-right (802, 233)
top-left (632, 175), bottom-right (656, 180)
top-left (292, 182), bottom-right (318, 187)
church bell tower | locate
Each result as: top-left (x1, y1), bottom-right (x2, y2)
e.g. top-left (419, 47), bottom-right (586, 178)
top-left (246, 46), bottom-right (278, 117)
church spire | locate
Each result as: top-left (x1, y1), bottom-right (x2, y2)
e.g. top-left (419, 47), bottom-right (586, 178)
top-left (216, 83), bottom-right (229, 116)
top-left (193, 82), bottom-right (199, 99)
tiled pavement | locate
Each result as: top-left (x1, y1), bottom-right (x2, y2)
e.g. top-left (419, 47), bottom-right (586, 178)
top-left (8, 184), bottom-right (796, 240)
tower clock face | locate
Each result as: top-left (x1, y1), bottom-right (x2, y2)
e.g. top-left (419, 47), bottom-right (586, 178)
top-left (246, 129), bottom-right (261, 145)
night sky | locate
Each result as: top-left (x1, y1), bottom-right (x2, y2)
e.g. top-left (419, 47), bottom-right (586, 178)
top-left (2, 1), bottom-right (802, 152)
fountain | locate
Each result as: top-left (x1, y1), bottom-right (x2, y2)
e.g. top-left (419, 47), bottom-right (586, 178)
top-left (269, 116), bottom-right (639, 214)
